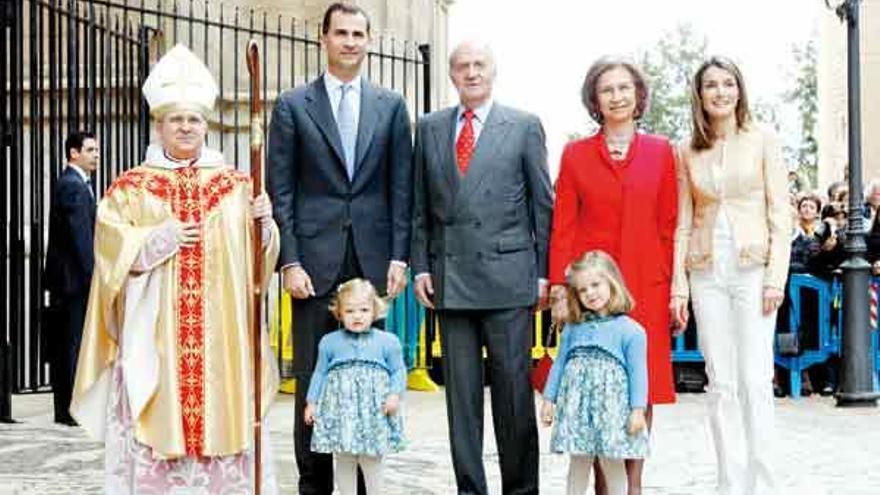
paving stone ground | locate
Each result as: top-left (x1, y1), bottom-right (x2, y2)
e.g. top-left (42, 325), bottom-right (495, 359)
top-left (1, 390), bottom-right (879, 494)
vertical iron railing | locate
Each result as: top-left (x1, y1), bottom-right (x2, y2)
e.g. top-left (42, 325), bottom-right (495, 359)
top-left (4, 0), bottom-right (431, 402)
top-left (29, 0), bottom-right (44, 389)
top-left (5, 0), bottom-right (155, 394)
top-left (9, 0), bottom-right (24, 397)
top-left (1, 0), bottom-right (16, 421)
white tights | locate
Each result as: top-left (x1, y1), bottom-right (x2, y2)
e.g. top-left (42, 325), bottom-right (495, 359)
top-left (566, 455), bottom-right (627, 495)
top-left (335, 453), bottom-right (383, 495)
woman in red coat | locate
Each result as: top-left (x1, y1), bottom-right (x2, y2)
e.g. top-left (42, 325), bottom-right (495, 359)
top-left (549, 57), bottom-right (677, 494)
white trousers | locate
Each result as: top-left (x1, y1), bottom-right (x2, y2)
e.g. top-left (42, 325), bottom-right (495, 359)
top-left (335, 453), bottom-right (383, 495)
top-left (566, 455), bottom-right (627, 495)
top-left (689, 236), bottom-right (777, 495)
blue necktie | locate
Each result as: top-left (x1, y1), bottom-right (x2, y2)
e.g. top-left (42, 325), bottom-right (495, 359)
top-left (337, 84), bottom-right (357, 180)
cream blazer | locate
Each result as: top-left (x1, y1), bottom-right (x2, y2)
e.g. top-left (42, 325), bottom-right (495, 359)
top-left (671, 125), bottom-right (791, 298)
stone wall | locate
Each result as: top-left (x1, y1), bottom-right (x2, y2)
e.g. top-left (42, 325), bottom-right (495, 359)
top-left (143, 0), bottom-right (453, 163)
top-left (818, 0), bottom-right (880, 191)
top-left (221, 0), bottom-right (452, 110)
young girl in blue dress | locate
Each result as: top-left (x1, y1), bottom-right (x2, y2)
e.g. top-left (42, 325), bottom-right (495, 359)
top-left (541, 250), bottom-right (649, 495)
top-left (304, 278), bottom-right (406, 495)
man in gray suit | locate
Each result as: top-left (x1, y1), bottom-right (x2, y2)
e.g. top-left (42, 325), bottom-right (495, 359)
top-left (411, 40), bottom-right (553, 495)
top-left (267, 3), bottom-right (412, 493)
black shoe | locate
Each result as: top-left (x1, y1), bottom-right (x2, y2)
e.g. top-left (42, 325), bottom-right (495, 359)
top-left (773, 384), bottom-right (786, 398)
top-left (819, 385), bottom-right (835, 397)
top-left (55, 416), bottom-right (78, 427)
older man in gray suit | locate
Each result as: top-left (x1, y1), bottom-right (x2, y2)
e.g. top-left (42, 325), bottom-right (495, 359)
top-left (411, 40), bottom-right (553, 495)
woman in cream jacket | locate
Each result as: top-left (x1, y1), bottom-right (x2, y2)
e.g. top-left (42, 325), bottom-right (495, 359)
top-left (669, 57), bottom-right (791, 495)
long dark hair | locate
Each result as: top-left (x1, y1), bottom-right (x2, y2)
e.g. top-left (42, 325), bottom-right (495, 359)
top-left (690, 56), bottom-right (752, 151)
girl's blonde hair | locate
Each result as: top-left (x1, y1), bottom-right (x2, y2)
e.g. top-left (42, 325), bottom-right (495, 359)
top-left (328, 278), bottom-right (388, 322)
top-left (566, 250), bottom-right (634, 322)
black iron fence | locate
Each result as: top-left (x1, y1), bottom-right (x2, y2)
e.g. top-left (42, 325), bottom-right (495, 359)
top-left (1, 0), bottom-right (431, 408)
top-left (1, 0), bottom-right (15, 421)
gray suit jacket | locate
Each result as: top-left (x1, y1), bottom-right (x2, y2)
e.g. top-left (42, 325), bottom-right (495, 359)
top-left (410, 103), bottom-right (553, 310)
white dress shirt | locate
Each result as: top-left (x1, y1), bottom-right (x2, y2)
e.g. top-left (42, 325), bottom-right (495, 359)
top-left (67, 163), bottom-right (91, 182)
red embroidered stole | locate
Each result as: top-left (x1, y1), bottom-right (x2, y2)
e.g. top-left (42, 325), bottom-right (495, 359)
top-left (109, 166), bottom-right (248, 456)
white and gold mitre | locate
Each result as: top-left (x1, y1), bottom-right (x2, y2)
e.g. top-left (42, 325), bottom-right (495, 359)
top-left (142, 44), bottom-right (218, 117)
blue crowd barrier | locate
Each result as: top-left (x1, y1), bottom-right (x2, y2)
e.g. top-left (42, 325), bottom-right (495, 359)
top-left (671, 332), bottom-right (703, 363)
top-left (775, 274), bottom-right (880, 397)
top-left (673, 273), bottom-right (880, 398)
top-left (385, 276), bottom-right (425, 370)
top-left (386, 272), bottom-right (880, 397)
top-left (775, 274), bottom-right (839, 398)
top-left (667, 273), bottom-right (880, 398)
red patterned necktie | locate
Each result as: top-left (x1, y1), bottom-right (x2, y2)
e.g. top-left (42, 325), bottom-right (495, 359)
top-left (456, 109), bottom-right (475, 175)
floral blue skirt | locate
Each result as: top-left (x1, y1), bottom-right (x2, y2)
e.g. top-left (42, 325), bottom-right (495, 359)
top-left (311, 361), bottom-right (405, 457)
top-left (550, 347), bottom-right (649, 459)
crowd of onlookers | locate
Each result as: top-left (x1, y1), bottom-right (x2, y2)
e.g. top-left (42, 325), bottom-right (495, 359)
top-left (776, 172), bottom-right (880, 396)
top-left (788, 175), bottom-right (880, 276)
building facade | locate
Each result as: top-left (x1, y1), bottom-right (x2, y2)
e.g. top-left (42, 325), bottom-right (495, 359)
top-left (818, 0), bottom-right (880, 190)
top-left (1, 0), bottom-right (453, 393)
top-left (225, 0), bottom-right (453, 110)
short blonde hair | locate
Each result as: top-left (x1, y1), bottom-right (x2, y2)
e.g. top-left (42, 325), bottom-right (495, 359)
top-left (328, 278), bottom-right (388, 322)
top-left (565, 250), bottom-right (634, 322)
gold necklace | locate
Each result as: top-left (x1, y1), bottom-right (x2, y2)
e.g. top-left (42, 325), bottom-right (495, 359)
top-left (606, 134), bottom-right (632, 160)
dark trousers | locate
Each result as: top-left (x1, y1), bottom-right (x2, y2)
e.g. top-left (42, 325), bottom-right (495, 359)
top-left (292, 234), bottom-right (367, 495)
top-left (439, 307), bottom-right (539, 495)
top-left (49, 293), bottom-right (87, 423)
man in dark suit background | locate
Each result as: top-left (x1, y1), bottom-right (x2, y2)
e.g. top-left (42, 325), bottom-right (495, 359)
top-left (411, 40), bottom-right (553, 495)
top-left (44, 130), bottom-right (98, 426)
top-left (267, 3), bottom-right (412, 493)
